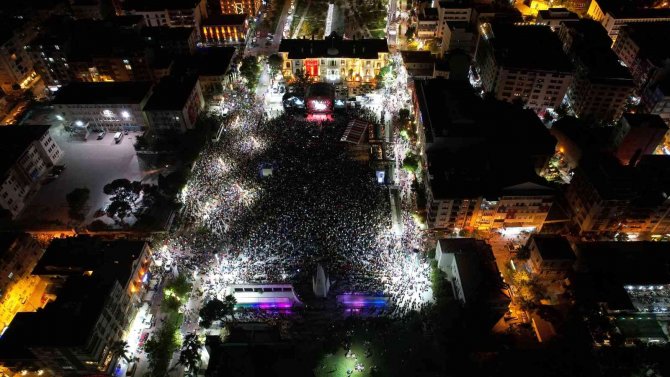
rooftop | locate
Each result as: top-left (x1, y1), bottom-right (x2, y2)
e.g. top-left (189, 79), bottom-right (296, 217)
top-left (486, 23), bottom-right (572, 72)
top-left (123, 0), bottom-right (203, 11)
top-left (279, 33), bottom-right (388, 60)
top-left (33, 236), bottom-right (147, 285)
top-left (622, 113), bottom-right (669, 130)
top-left (202, 14), bottom-right (248, 26)
top-left (0, 125), bottom-right (51, 178)
top-left (594, 0), bottom-right (670, 19)
top-left (531, 235), bottom-right (576, 261)
top-left (52, 81), bottom-right (153, 105)
top-left (182, 46), bottom-right (236, 76)
top-left (144, 75), bottom-right (199, 111)
top-left (400, 50), bottom-right (434, 64)
top-left (620, 22), bottom-right (670, 66)
top-left (537, 7), bottom-right (578, 20)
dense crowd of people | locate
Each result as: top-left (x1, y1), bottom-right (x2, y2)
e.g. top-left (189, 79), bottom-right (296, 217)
top-left (154, 64), bottom-right (430, 323)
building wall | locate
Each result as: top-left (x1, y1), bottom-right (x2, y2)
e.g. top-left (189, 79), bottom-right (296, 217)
top-left (202, 23), bottom-right (248, 45)
top-left (0, 235), bottom-right (45, 332)
top-left (69, 56), bottom-right (154, 83)
top-left (146, 81), bottom-right (204, 133)
top-left (568, 76), bottom-right (633, 123)
top-left (127, 0), bottom-right (207, 29)
top-left (0, 34), bottom-right (35, 95)
top-left (0, 131), bottom-right (62, 217)
top-left (436, 6), bottom-right (472, 38)
top-left (220, 0), bottom-right (262, 17)
top-left (280, 53), bottom-right (388, 90)
top-left (441, 25), bottom-right (475, 55)
top-left (56, 103), bottom-right (149, 131)
top-left (493, 68), bottom-right (572, 113)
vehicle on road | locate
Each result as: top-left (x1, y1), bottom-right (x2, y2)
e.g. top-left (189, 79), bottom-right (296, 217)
top-left (97, 131), bottom-right (106, 140)
top-left (114, 132), bottom-right (123, 144)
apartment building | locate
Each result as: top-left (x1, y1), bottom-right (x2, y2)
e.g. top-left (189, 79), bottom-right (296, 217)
top-left (566, 153), bottom-right (670, 235)
top-left (144, 75), bottom-right (205, 132)
top-left (612, 113), bottom-right (668, 166)
top-left (440, 21), bottom-right (475, 55)
top-left (475, 23), bottom-right (573, 114)
top-left (201, 14), bottom-right (249, 45)
top-left (587, 0), bottom-right (670, 40)
top-left (0, 237), bottom-right (151, 376)
top-left (612, 22), bottom-right (670, 90)
top-left (53, 81), bottom-right (153, 131)
top-left (220, 0), bottom-right (262, 17)
top-left (558, 20), bottom-right (634, 123)
top-left (416, 8), bottom-right (439, 39)
top-left (0, 19), bottom-right (37, 95)
top-left (527, 235), bottom-right (575, 278)
top-left (123, 0), bottom-right (208, 29)
top-left (0, 125), bottom-right (63, 218)
top-left (436, 0), bottom-right (473, 38)
top-left (642, 77), bottom-right (670, 125)
top-left (0, 234), bottom-right (46, 334)
top-left (413, 79), bottom-right (557, 231)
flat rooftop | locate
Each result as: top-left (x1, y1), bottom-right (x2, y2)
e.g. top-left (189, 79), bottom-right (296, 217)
top-left (531, 235), bottom-right (575, 261)
top-left (144, 75), bottom-right (199, 111)
top-left (52, 81), bottom-right (153, 105)
top-left (487, 23), bottom-right (572, 72)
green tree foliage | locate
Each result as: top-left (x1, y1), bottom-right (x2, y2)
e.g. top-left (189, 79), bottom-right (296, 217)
top-left (164, 273), bottom-right (192, 300)
top-left (144, 313), bottom-right (182, 377)
top-left (177, 333), bottom-right (202, 376)
top-left (267, 53), bottom-right (283, 78)
top-left (199, 298), bottom-right (226, 328)
top-left (239, 56), bottom-right (261, 90)
top-left (405, 25), bottom-right (416, 40)
top-left (402, 152), bottom-right (420, 173)
top-left (66, 187), bottom-right (90, 221)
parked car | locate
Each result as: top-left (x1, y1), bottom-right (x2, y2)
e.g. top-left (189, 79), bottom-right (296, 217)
top-left (97, 131), bottom-right (106, 140)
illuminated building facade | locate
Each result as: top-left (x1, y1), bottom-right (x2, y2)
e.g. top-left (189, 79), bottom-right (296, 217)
top-left (144, 75), bottom-right (205, 133)
top-left (587, 0), bottom-right (670, 40)
top-left (558, 20), bottom-right (634, 123)
top-left (123, 0), bottom-right (208, 29)
top-left (53, 82), bottom-right (153, 131)
top-left (0, 125), bottom-right (63, 218)
top-left (278, 34), bottom-right (389, 96)
top-left (476, 23), bottom-right (573, 114)
top-left (0, 234), bottom-right (46, 334)
top-left (220, 0), bottom-right (262, 17)
top-left (0, 19), bottom-right (37, 95)
top-left (201, 14), bottom-right (249, 45)
top-left (0, 237), bottom-right (152, 376)
top-left (612, 22), bottom-right (670, 90)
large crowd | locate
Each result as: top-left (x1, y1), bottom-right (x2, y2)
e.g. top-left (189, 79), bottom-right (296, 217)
top-left (154, 66), bottom-right (430, 322)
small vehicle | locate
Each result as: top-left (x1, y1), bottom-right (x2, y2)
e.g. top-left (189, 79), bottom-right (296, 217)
top-left (114, 132), bottom-right (123, 144)
top-left (97, 131), bottom-right (106, 140)
top-left (126, 362), bottom-right (137, 376)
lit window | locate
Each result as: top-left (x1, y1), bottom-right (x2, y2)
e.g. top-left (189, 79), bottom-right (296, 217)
top-left (102, 109), bottom-right (114, 117)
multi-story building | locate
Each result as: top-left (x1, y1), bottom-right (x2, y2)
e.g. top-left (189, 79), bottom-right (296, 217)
top-left (53, 81), bottom-right (153, 131)
top-left (566, 153), bottom-right (670, 235)
top-left (278, 33), bottom-right (389, 96)
top-left (436, 0), bottom-right (473, 39)
top-left (399, 50), bottom-right (434, 78)
top-left (413, 79), bottom-right (557, 231)
top-left (0, 125), bottom-right (63, 217)
top-left (142, 26), bottom-right (198, 55)
top-left (527, 235), bottom-right (575, 278)
top-left (558, 20), bottom-right (634, 123)
top-left (185, 47), bottom-right (237, 95)
top-left (0, 233), bottom-right (46, 334)
top-left (613, 22), bottom-right (670, 90)
top-left (642, 76), bottom-right (670, 126)
top-left (0, 18), bottom-right (37, 95)
top-left (28, 16), bottom-right (156, 89)
top-left (440, 21), bottom-right (475, 55)
top-left (536, 7), bottom-right (578, 29)
top-left (416, 8), bottom-right (439, 39)
top-left (201, 14), bottom-right (249, 45)
top-left (123, 0), bottom-right (208, 29)
top-left (144, 75), bottom-right (205, 132)
top-left (220, 0), bottom-right (262, 17)
top-left (587, 0), bottom-right (670, 40)
top-left (475, 23), bottom-right (573, 114)
top-left (612, 113), bottom-right (668, 166)
top-left (0, 237), bottom-right (152, 375)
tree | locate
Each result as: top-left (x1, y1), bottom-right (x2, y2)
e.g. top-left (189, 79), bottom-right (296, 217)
top-left (165, 273), bottom-right (192, 300)
top-left (405, 25), bottom-right (416, 40)
top-left (66, 187), bottom-right (90, 221)
top-left (177, 333), bottom-right (202, 376)
top-left (144, 316), bottom-right (181, 377)
top-left (199, 298), bottom-right (226, 328)
top-left (109, 340), bottom-right (131, 363)
top-left (223, 294), bottom-right (237, 320)
top-left (106, 199), bottom-right (132, 222)
top-left (267, 53), bottom-right (283, 81)
top-left (239, 56), bottom-right (261, 90)
top-left (398, 108), bottom-right (411, 123)
top-left (402, 152), bottom-right (420, 173)
top-left (103, 178), bottom-right (131, 195)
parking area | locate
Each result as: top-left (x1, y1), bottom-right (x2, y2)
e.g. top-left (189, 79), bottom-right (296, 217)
top-left (19, 125), bottom-right (157, 229)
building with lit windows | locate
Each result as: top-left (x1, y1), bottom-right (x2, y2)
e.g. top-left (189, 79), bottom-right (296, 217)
top-left (278, 33), bottom-right (389, 96)
top-left (436, 0), bottom-right (473, 39)
top-left (475, 23), bottom-right (573, 114)
top-left (0, 125), bottom-right (63, 218)
top-left (0, 18), bottom-right (38, 95)
top-left (0, 233), bottom-right (46, 335)
top-left (53, 81), bottom-right (153, 131)
top-left (566, 153), bottom-right (670, 235)
top-left (587, 0), bottom-right (670, 40)
top-left (612, 22), bottom-right (670, 90)
top-left (122, 0), bottom-right (208, 29)
top-left (558, 20), bottom-right (634, 123)
top-left (144, 75), bottom-right (205, 133)
top-left (220, 0), bottom-right (262, 17)
top-left (413, 79), bottom-right (556, 231)
top-left (201, 14), bottom-right (249, 45)
top-left (0, 237), bottom-right (152, 376)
